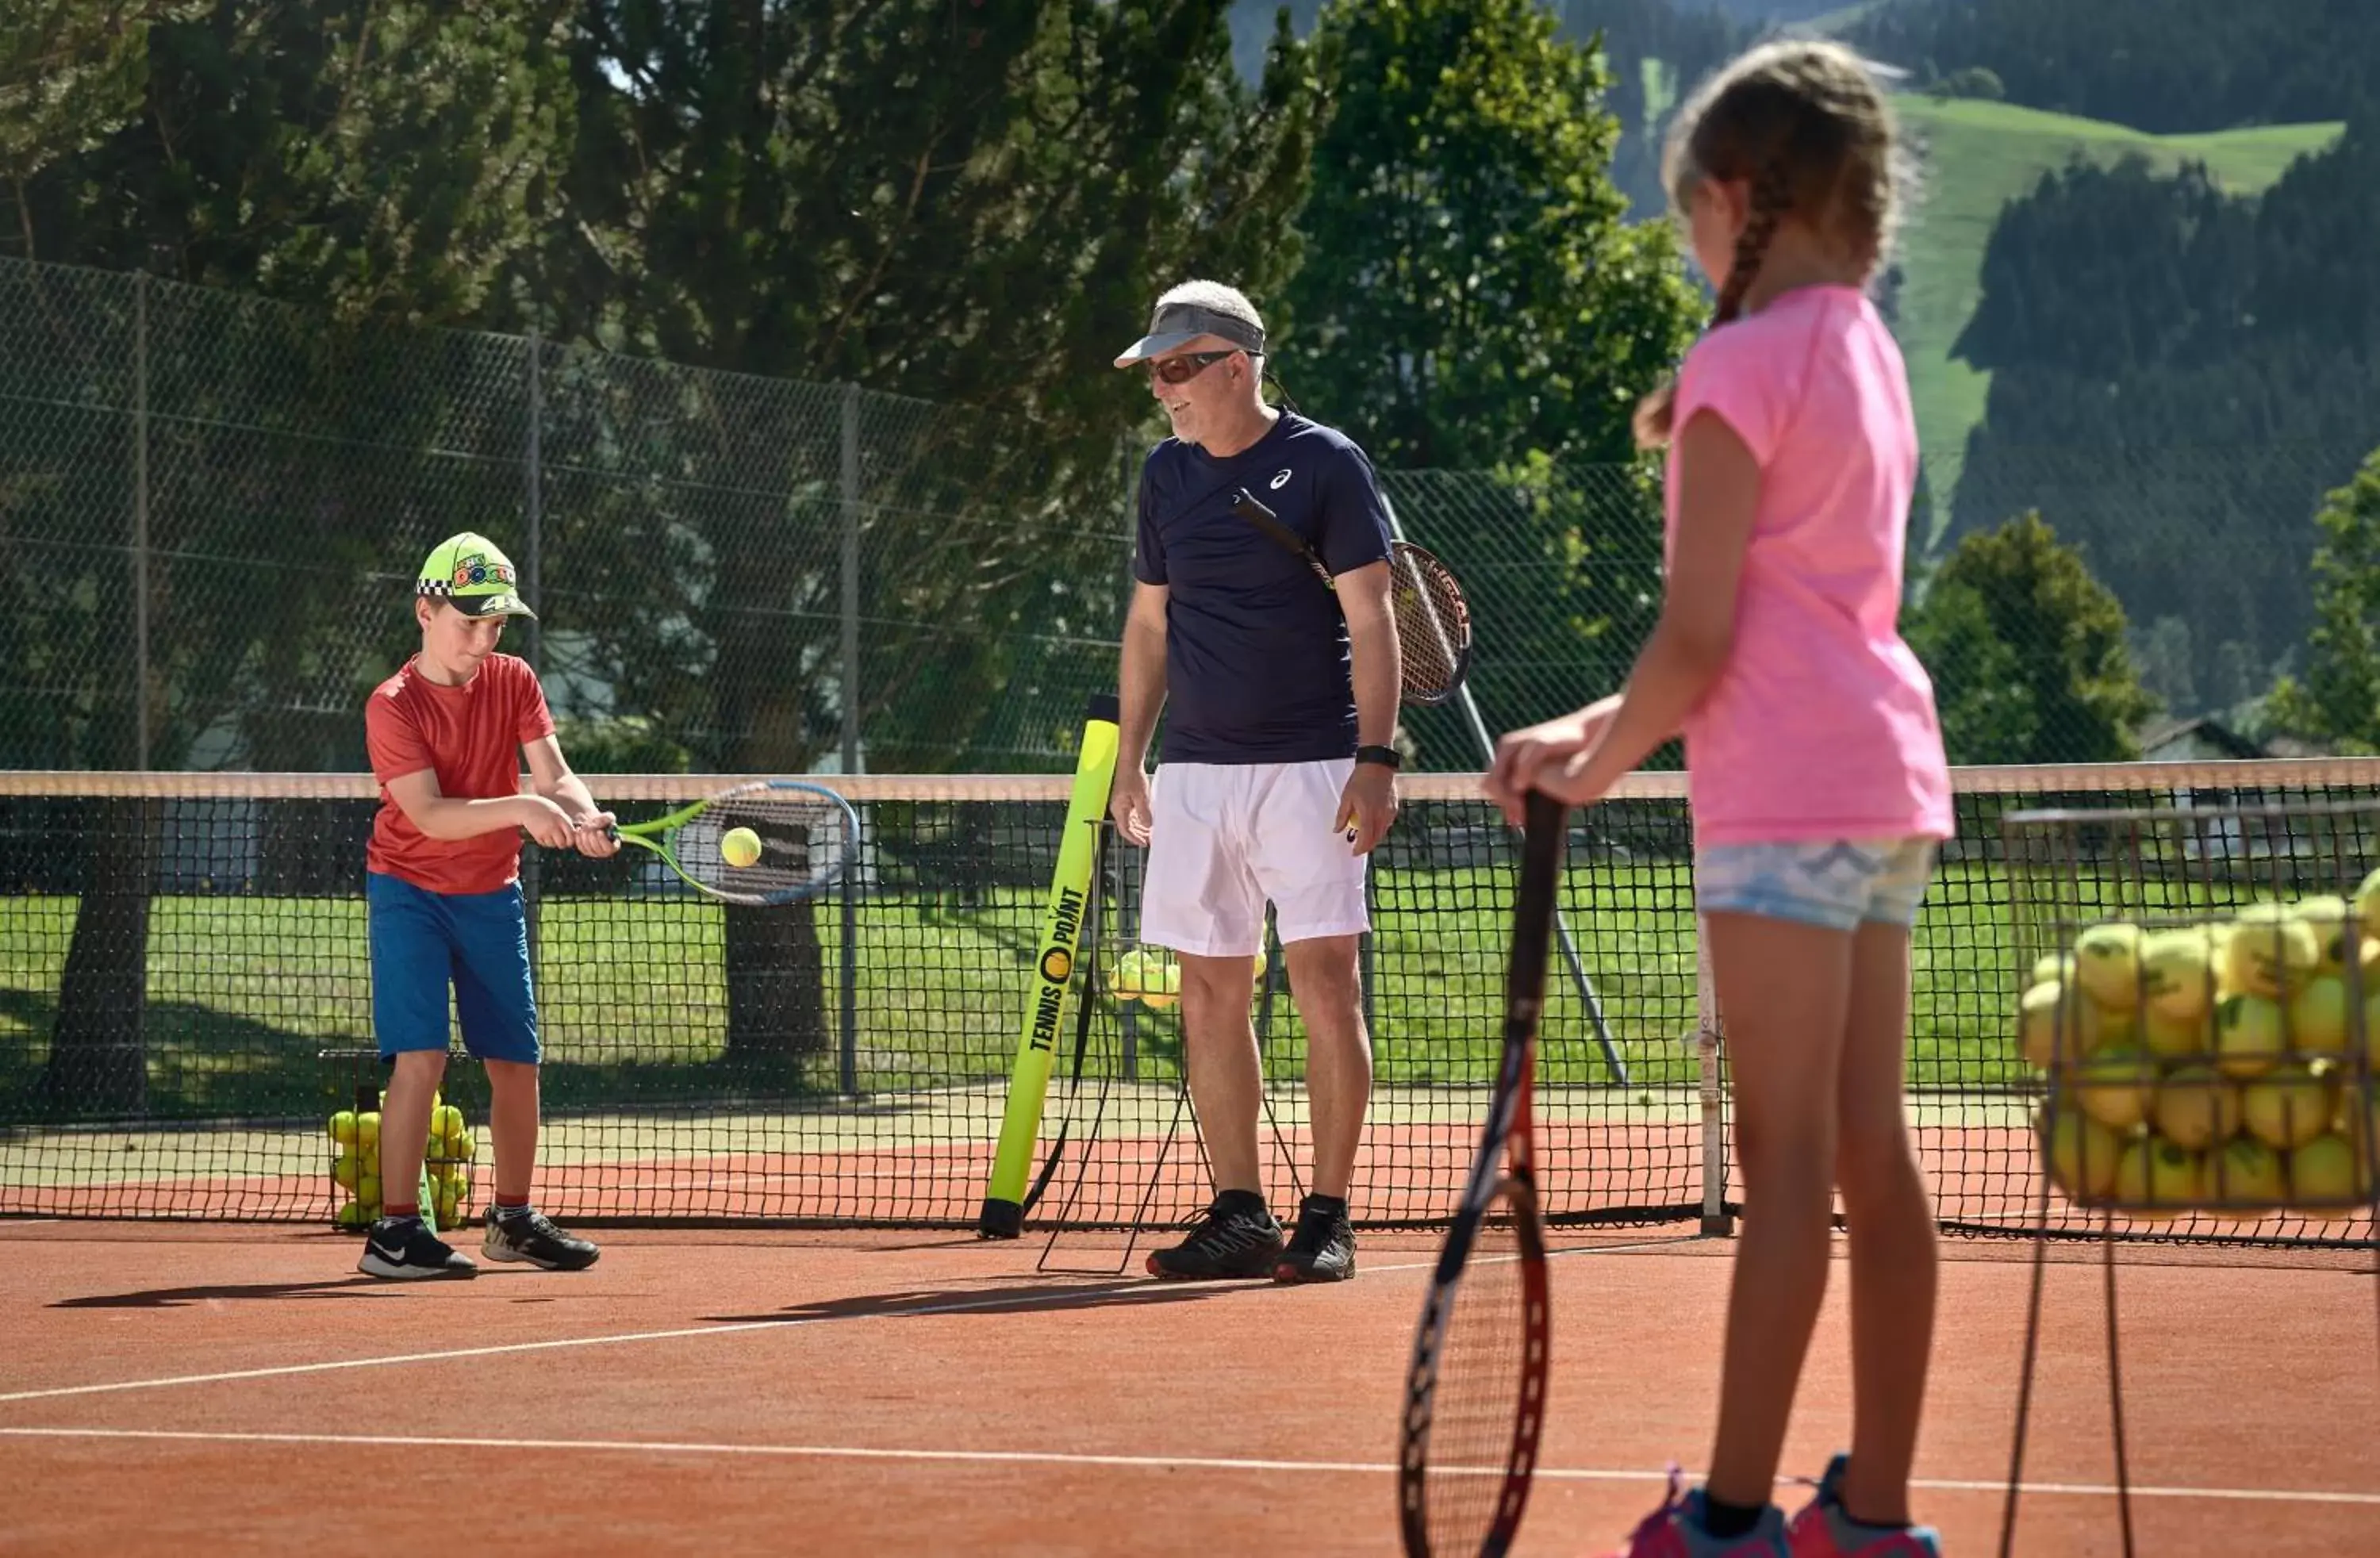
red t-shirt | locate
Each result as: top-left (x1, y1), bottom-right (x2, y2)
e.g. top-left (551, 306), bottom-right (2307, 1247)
top-left (365, 653), bottom-right (558, 895)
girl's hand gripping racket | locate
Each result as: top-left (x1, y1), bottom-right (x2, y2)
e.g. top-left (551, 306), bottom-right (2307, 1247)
top-left (608, 781), bottom-right (859, 907)
top-left (1397, 789), bottom-right (1563, 1557)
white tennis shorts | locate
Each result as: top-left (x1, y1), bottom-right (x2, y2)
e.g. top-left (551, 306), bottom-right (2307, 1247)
top-left (1140, 759), bottom-right (1369, 958)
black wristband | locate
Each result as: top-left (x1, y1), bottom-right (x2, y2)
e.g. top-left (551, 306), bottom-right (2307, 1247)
top-left (1354, 744), bottom-right (1402, 770)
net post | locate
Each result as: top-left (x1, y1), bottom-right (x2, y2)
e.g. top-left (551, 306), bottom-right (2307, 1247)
top-left (838, 808), bottom-right (860, 1098)
top-left (132, 270), bottom-right (150, 770)
top-left (1696, 911), bottom-right (1732, 1237)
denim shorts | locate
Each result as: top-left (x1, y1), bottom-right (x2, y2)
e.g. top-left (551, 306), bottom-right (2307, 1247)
top-left (1694, 838), bottom-right (1938, 932)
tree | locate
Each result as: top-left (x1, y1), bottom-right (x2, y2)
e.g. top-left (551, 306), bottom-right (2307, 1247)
top-left (1281, 0), bottom-right (1700, 752)
top-left (520, 2), bottom-right (1322, 1063)
top-left (1905, 512), bottom-right (2160, 765)
top-left (12, 3), bottom-right (576, 1115)
top-left (2267, 447), bottom-right (2380, 751)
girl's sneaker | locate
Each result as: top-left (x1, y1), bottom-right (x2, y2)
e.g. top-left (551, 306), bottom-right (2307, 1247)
top-left (1599, 1467), bottom-right (1791, 1557)
top-left (1785, 1454), bottom-right (1944, 1556)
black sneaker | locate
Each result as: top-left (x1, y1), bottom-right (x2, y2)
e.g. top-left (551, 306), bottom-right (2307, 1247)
top-left (1274, 1195), bottom-right (1357, 1283)
top-left (481, 1206), bottom-right (601, 1271)
top-left (358, 1216), bottom-right (478, 1281)
top-left (1146, 1195), bottom-right (1285, 1280)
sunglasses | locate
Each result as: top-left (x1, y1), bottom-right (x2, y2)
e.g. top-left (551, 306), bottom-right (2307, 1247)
top-left (1146, 349), bottom-right (1239, 386)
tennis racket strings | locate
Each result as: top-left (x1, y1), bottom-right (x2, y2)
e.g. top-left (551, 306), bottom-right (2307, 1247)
top-left (670, 786), bottom-right (854, 900)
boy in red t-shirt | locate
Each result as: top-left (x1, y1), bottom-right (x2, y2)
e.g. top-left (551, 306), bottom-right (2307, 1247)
top-left (358, 531), bottom-right (615, 1280)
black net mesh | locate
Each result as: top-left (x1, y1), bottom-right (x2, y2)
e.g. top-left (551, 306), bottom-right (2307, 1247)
top-left (1, 762), bottom-right (2374, 1249)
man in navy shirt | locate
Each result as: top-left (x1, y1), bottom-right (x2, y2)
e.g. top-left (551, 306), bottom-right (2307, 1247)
top-left (1111, 281), bottom-right (1402, 1283)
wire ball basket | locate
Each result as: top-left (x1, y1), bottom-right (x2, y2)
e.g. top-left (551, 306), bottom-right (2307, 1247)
top-left (1999, 794), bottom-right (2380, 1227)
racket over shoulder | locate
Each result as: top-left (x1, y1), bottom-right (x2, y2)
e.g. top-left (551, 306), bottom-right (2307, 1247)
top-left (1398, 789), bottom-right (1565, 1558)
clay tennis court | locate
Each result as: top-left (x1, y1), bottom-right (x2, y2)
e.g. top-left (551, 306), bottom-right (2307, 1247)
top-left (4, 1217), bottom-right (2373, 1556)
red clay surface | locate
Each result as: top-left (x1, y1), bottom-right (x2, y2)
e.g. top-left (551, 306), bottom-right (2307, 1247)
top-left (2, 1219), bottom-right (2374, 1556)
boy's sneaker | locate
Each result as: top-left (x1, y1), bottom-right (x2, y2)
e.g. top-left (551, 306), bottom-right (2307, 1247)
top-left (1145, 1194), bottom-right (1284, 1280)
top-left (1786, 1454), bottom-right (1943, 1556)
top-left (357, 1216), bottom-right (478, 1280)
top-left (482, 1205), bottom-right (601, 1271)
top-left (1599, 1468), bottom-right (1791, 1557)
top-left (1273, 1194), bottom-right (1357, 1283)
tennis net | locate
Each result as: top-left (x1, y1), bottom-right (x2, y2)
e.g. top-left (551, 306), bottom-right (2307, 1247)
top-left (0, 761), bottom-right (2373, 1248)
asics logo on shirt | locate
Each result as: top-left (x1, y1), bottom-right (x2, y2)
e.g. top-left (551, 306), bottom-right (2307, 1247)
top-left (1269, 469), bottom-right (1292, 490)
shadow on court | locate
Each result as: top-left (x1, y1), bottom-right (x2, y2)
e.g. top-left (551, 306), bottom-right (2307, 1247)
top-left (701, 1272), bottom-right (1257, 1325)
top-left (52, 1275), bottom-right (401, 1309)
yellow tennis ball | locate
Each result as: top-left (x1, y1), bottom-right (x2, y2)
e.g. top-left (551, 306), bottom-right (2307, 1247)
top-left (720, 827), bottom-right (763, 868)
top-left (447, 1130), bottom-right (477, 1162)
top-left (334, 1199), bottom-right (370, 1230)
top-left (328, 1110), bottom-right (358, 1146)
top-left (355, 1112), bottom-right (381, 1151)
top-left (331, 1151), bottom-right (360, 1190)
top-left (432, 1103), bottom-right (464, 1142)
top-left (357, 1173), bottom-right (382, 1207)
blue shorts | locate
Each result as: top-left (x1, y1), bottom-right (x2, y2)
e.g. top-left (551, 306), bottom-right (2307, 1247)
top-left (367, 872), bottom-right (540, 1065)
top-left (1695, 838), bottom-right (1937, 932)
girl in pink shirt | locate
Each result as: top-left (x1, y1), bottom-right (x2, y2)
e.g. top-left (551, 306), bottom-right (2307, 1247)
top-left (1486, 40), bottom-right (1950, 1558)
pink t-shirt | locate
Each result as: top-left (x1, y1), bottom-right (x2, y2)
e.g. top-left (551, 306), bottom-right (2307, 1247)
top-left (1663, 285), bottom-right (1952, 846)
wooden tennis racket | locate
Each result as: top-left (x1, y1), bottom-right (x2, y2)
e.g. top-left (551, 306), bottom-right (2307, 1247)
top-left (607, 781), bottom-right (858, 907)
top-left (1397, 788), bottom-right (1563, 1556)
top-left (1229, 489), bottom-right (1474, 706)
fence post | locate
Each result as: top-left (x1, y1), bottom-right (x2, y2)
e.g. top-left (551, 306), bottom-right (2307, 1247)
top-left (838, 382), bottom-right (862, 1095)
top-left (1697, 914), bottom-right (1732, 1237)
top-left (132, 271), bottom-right (150, 770)
top-left (520, 330), bottom-right (543, 969)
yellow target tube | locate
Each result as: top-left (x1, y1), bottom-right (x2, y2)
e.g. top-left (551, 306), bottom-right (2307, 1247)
top-left (977, 693), bottom-right (1120, 1238)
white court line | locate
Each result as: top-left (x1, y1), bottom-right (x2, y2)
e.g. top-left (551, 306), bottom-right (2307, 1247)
top-left (0, 1238), bottom-right (1682, 1406)
top-left (2, 1427), bottom-right (2374, 1508)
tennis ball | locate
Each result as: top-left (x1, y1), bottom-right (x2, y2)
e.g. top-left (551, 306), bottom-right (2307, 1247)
top-left (2206, 1135), bottom-right (2286, 1218)
top-left (2030, 951), bottom-right (2076, 988)
top-left (334, 1199), bottom-right (370, 1230)
top-left (2138, 1002), bottom-right (2208, 1061)
top-left (2240, 1063), bottom-right (2338, 1152)
top-left (2152, 1065), bottom-right (2243, 1151)
top-left (447, 1130), bottom-right (478, 1163)
top-left (331, 1151), bottom-right (361, 1191)
top-left (1142, 959), bottom-right (1182, 1011)
top-left (2355, 867), bottom-right (2380, 942)
top-left (1111, 949), bottom-right (1150, 999)
top-left (2017, 980), bottom-right (2106, 1070)
top-left (2286, 975), bottom-right (2350, 1054)
top-left (355, 1111), bottom-right (382, 1152)
top-left (2113, 1135), bottom-right (2202, 1217)
top-left (2038, 1106), bottom-right (2121, 1203)
top-left (432, 1103), bottom-right (464, 1142)
top-left (2071, 923), bottom-right (2144, 1011)
top-left (2214, 993), bottom-right (2287, 1077)
top-left (2068, 1045), bottom-right (2155, 1132)
top-left (2224, 904), bottom-right (2321, 1000)
top-left (328, 1110), bottom-right (359, 1146)
top-left (356, 1173), bottom-right (382, 1207)
top-left (2138, 929), bottom-right (2215, 1025)
top-left (2294, 895), bottom-right (2355, 973)
top-left (720, 827), bottom-right (763, 869)
top-left (2288, 1132), bottom-right (2369, 1208)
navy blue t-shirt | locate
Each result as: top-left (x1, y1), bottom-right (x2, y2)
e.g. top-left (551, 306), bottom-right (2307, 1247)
top-left (1132, 411), bottom-right (1394, 765)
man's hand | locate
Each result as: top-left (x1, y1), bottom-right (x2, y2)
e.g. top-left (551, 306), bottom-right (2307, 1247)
top-left (516, 794), bottom-right (580, 850)
top-left (571, 809), bottom-right (620, 858)
top-left (1334, 762), bottom-right (1399, 856)
top-left (1110, 768), bottom-right (1155, 847)
top-left (1483, 700), bottom-right (1617, 826)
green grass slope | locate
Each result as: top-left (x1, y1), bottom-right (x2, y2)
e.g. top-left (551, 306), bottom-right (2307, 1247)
top-left (1888, 97), bottom-right (2342, 538)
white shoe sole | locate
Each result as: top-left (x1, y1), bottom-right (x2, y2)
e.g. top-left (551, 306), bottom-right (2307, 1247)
top-left (357, 1248), bottom-right (477, 1280)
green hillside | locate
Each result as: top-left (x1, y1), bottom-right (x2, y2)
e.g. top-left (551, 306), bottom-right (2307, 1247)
top-left (1889, 96), bottom-right (2342, 538)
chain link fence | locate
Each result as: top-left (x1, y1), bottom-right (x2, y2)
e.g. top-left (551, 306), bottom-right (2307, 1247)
top-left (4, 256), bottom-right (2372, 774)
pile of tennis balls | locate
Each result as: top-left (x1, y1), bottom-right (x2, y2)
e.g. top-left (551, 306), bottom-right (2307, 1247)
top-left (2028, 874), bottom-right (2380, 1218)
top-left (1109, 947), bottom-right (1267, 1010)
top-left (327, 1091), bottom-right (479, 1230)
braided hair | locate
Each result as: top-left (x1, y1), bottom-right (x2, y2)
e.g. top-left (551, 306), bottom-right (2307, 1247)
top-left (1633, 42), bottom-right (1900, 448)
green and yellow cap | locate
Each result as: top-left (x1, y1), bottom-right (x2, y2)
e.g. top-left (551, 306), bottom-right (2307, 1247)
top-left (416, 532), bottom-right (535, 620)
